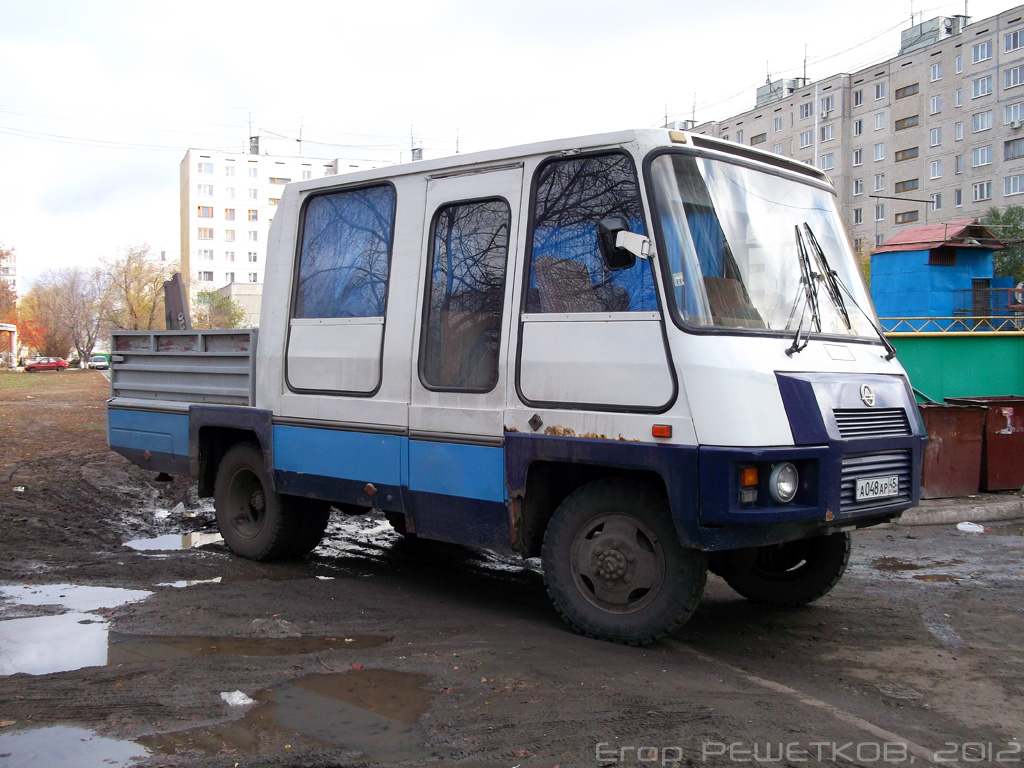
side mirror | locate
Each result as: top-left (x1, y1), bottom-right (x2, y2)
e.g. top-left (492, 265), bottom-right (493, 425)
top-left (597, 217), bottom-right (637, 271)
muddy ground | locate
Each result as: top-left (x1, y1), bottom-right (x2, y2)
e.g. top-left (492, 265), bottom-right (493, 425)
top-left (1, 370), bottom-right (1023, 768)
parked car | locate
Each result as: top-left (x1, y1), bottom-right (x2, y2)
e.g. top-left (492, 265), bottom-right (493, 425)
top-left (24, 357), bottom-right (69, 373)
top-left (87, 355), bottom-right (110, 370)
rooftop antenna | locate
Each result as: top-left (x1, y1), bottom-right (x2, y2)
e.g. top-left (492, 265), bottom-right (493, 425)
top-left (691, 93), bottom-right (696, 124)
top-left (803, 45), bottom-right (808, 83)
top-left (298, 116), bottom-right (303, 155)
top-left (456, 127), bottom-right (460, 154)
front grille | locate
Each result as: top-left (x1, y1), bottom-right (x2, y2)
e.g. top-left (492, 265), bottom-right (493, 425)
top-left (840, 451), bottom-right (912, 513)
top-left (834, 408), bottom-right (911, 439)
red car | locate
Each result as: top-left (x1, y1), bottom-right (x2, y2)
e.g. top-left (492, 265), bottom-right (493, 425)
top-left (24, 357), bottom-right (69, 373)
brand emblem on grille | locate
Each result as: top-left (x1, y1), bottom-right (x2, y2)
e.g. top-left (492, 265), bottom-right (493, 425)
top-left (860, 384), bottom-right (876, 407)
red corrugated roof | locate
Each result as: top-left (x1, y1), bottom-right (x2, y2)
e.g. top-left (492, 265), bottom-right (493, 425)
top-left (871, 219), bottom-right (1006, 253)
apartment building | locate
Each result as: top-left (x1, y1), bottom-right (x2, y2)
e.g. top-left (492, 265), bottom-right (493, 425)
top-left (693, 4), bottom-right (1024, 257)
top-left (179, 142), bottom-right (372, 291)
top-left (0, 246), bottom-right (15, 296)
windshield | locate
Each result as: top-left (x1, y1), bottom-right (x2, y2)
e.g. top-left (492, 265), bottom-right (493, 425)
top-left (649, 152), bottom-right (878, 338)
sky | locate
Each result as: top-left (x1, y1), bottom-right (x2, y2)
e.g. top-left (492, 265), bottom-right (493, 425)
top-left (0, 0), bottom-right (1012, 290)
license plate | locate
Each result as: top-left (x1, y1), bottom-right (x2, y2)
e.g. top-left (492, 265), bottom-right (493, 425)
top-left (855, 475), bottom-right (900, 501)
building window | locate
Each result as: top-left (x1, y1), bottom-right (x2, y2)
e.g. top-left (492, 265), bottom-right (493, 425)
top-left (226, 251), bottom-right (235, 262)
top-left (269, 198), bottom-right (280, 206)
top-left (750, 132), bottom-right (767, 145)
top-left (198, 271), bottom-right (213, 282)
top-left (973, 181), bottom-right (993, 202)
top-left (197, 227), bottom-right (213, 240)
top-left (853, 178), bottom-right (864, 195)
top-left (973, 76), bottom-right (993, 98)
top-left (930, 95), bottom-right (942, 114)
top-left (1006, 175), bottom-right (1024, 196)
top-left (853, 119), bottom-right (863, 136)
top-left (773, 117), bottom-right (783, 132)
top-left (895, 147), bottom-right (919, 162)
top-left (874, 112), bottom-right (886, 130)
top-left (930, 159), bottom-right (943, 178)
top-left (930, 127), bottom-right (942, 146)
top-left (248, 188), bottom-right (258, 200)
top-left (1006, 137), bottom-right (1024, 160)
top-left (302, 170), bottom-right (313, 180)
top-left (956, 54), bottom-right (963, 73)
top-left (854, 89), bottom-right (864, 107)
top-left (895, 210), bottom-right (919, 224)
top-left (773, 143), bottom-right (783, 154)
top-left (198, 249), bottom-right (213, 260)
top-left (853, 208), bottom-right (863, 224)
top-left (955, 188), bottom-right (963, 206)
top-left (226, 272), bottom-right (235, 283)
top-left (225, 187), bottom-right (235, 199)
top-left (225, 166), bottom-right (235, 177)
top-left (894, 179), bottom-right (919, 193)
top-left (874, 203), bottom-right (885, 221)
top-left (197, 206), bottom-right (213, 218)
top-left (197, 184), bottom-right (213, 196)
top-left (930, 62), bottom-right (943, 81)
top-left (197, 162), bottom-right (213, 174)
top-left (874, 143), bottom-right (885, 161)
top-left (895, 115), bottom-right (919, 131)
top-left (875, 234), bottom-right (884, 246)
top-left (956, 88), bottom-right (963, 107)
top-left (248, 167), bottom-right (258, 178)
top-left (931, 193), bottom-right (942, 210)
top-left (269, 177), bottom-right (291, 185)
top-left (875, 82), bottom-right (886, 100)
top-left (853, 148), bottom-right (863, 166)
top-left (956, 154), bottom-right (963, 173)
top-left (225, 230), bottom-right (235, 241)
top-left (894, 83), bottom-right (919, 99)
top-left (973, 110), bottom-right (994, 132)
top-left (225, 208), bottom-right (235, 221)
top-left (247, 251), bottom-right (257, 263)
top-left (247, 209), bottom-right (258, 221)
top-left (1005, 102), bottom-right (1024, 124)
top-left (820, 153), bottom-right (834, 170)
top-left (1007, 30), bottom-right (1024, 53)
top-left (874, 173), bottom-right (885, 191)
top-left (248, 273), bottom-right (259, 283)
top-left (736, 130), bottom-right (744, 144)
top-left (973, 40), bottom-right (993, 63)
top-left (972, 145), bottom-right (993, 167)
top-left (820, 125), bottom-right (834, 142)
top-left (955, 121), bottom-right (964, 140)
top-left (799, 130), bottom-right (813, 148)
top-left (799, 102), bottom-right (814, 119)
top-left (248, 230), bottom-right (258, 242)
top-left (820, 94), bottom-right (835, 114)
top-left (1005, 65), bottom-right (1024, 90)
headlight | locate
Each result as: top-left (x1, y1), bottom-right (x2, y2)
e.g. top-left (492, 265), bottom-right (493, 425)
top-left (769, 462), bottom-right (799, 503)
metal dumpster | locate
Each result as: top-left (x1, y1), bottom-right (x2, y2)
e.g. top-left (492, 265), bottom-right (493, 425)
top-left (918, 403), bottom-right (986, 498)
top-left (944, 396), bottom-right (1024, 491)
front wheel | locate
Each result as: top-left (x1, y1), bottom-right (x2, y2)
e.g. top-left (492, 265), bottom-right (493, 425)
top-left (720, 532), bottom-right (851, 607)
top-left (56, 366), bottom-right (65, 372)
top-left (541, 479), bottom-right (706, 645)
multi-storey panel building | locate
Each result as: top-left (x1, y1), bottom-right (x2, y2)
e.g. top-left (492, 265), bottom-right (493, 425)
top-left (179, 145), bottom-right (370, 290)
top-left (0, 246), bottom-right (15, 296)
top-left (694, 5), bottom-right (1024, 258)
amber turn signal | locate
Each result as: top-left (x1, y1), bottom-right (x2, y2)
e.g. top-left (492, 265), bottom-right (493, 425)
top-left (652, 425), bottom-right (672, 438)
top-left (740, 467), bottom-right (759, 487)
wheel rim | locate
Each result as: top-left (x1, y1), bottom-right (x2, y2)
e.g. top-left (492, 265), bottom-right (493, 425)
top-left (568, 512), bottom-right (665, 615)
top-left (226, 467), bottom-right (267, 539)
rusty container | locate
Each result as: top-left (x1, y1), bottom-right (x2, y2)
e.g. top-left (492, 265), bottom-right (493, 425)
top-left (918, 404), bottom-right (987, 498)
top-left (944, 396), bottom-right (1024, 491)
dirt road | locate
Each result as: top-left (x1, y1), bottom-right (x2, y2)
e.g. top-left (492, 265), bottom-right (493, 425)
top-left (1, 371), bottom-right (1022, 767)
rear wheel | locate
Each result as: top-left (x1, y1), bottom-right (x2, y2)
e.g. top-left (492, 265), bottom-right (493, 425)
top-left (720, 532), bottom-right (851, 606)
top-left (541, 479), bottom-right (706, 645)
top-left (56, 366), bottom-right (65, 372)
top-left (214, 442), bottom-right (324, 560)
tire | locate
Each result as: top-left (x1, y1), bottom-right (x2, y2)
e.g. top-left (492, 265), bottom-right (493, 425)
top-left (26, 367), bottom-right (36, 373)
top-left (541, 479), bottom-right (706, 645)
top-left (720, 532), bottom-right (851, 607)
top-left (288, 499), bottom-right (331, 556)
top-left (56, 366), bottom-right (65, 372)
top-left (214, 442), bottom-right (301, 561)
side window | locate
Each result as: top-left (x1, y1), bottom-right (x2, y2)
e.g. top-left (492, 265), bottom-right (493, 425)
top-left (294, 185), bottom-right (396, 318)
top-left (525, 152), bottom-right (656, 313)
top-left (421, 199), bottom-right (510, 391)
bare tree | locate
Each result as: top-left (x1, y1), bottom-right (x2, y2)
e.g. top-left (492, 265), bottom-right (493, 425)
top-left (101, 245), bottom-right (175, 331)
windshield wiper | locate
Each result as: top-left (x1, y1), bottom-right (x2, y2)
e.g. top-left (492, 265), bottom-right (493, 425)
top-left (802, 222), bottom-right (898, 361)
top-left (786, 225), bottom-right (820, 356)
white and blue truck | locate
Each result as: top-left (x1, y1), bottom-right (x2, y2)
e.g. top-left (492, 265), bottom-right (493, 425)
top-left (107, 128), bottom-right (925, 645)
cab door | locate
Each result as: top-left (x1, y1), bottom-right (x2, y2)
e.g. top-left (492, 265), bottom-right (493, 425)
top-left (406, 165), bottom-right (523, 548)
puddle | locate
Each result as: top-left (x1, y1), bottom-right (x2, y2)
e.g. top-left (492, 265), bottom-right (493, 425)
top-left (987, 522), bottom-right (1024, 536)
top-left (123, 531), bottom-right (224, 551)
top-left (913, 574), bottom-right (961, 583)
top-left (873, 557), bottom-right (965, 572)
top-left (108, 632), bottom-right (389, 663)
top-left (155, 576), bottom-right (223, 588)
top-left (0, 583), bottom-right (151, 612)
top-left (0, 725), bottom-right (148, 767)
top-left (140, 669), bottom-right (434, 761)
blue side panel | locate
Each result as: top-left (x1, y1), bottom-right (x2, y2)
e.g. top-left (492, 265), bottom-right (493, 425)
top-left (408, 441), bottom-right (506, 502)
top-left (108, 407), bottom-right (191, 475)
top-left (273, 425), bottom-right (403, 486)
top-left (408, 492), bottom-right (510, 551)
